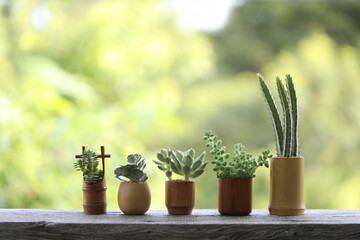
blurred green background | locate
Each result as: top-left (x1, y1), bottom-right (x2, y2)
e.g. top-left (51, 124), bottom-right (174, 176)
top-left (1, 0), bottom-right (360, 210)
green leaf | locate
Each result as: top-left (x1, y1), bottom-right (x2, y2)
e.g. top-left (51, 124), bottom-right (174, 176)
top-left (276, 76), bottom-right (292, 157)
top-left (157, 165), bottom-right (167, 171)
top-left (190, 170), bottom-right (204, 178)
top-left (200, 161), bottom-right (208, 170)
top-left (195, 151), bottom-right (205, 162)
top-left (152, 160), bottom-right (164, 166)
top-left (182, 165), bottom-right (191, 176)
top-left (191, 160), bottom-right (202, 171)
top-left (286, 74), bottom-right (299, 157)
top-left (175, 150), bottom-right (184, 162)
top-left (187, 148), bottom-right (195, 158)
top-left (183, 154), bottom-right (193, 166)
top-left (166, 171), bottom-right (172, 178)
top-left (160, 148), bottom-right (168, 157)
top-left (170, 162), bottom-right (184, 176)
top-left (156, 152), bottom-right (167, 163)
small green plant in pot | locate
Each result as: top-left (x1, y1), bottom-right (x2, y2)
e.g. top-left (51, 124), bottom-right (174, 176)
top-left (204, 130), bottom-right (271, 215)
top-left (114, 154), bottom-right (151, 215)
top-left (153, 148), bottom-right (207, 215)
top-left (74, 146), bottom-right (110, 215)
top-left (258, 73), bottom-right (305, 216)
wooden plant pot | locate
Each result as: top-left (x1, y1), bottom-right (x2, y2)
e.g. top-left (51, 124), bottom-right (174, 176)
top-left (218, 178), bottom-right (252, 216)
top-left (118, 182), bottom-right (151, 215)
top-left (82, 179), bottom-right (107, 215)
top-left (165, 180), bottom-right (195, 215)
top-left (269, 157), bottom-right (305, 216)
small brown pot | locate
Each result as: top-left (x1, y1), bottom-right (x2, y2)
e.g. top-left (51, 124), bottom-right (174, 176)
top-left (269, 157), bottom-right (305, 216)
top-left (218, 178), bottom-right (252, 216)
top-left (165, 180), bottom-right (195, 215)
top-left (82, 179), bottom-right (107, 215)
top-left (118, 181), bottom-right (151, 215)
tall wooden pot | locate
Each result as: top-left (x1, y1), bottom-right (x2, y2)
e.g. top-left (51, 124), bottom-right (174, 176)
top-left (118, 182), bottom-right (151, 215)
top-left (218, 178), bottom-right (252, 216)
top-left (82, 178), bottom-right (107, 215)
top-left (165, 180), bottom-right (195, 215)
top-left (269, 157), bottom-right (305, 216)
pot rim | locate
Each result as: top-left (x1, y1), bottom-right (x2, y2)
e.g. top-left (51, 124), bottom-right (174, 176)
top-left (271, 156), bottom-right (304, 159)
top-left (218, 177), bottom-right (253, 179)
top-left (120, 181), bottom-right (149, 184)
top-left (166, 180), bottom-right (195, 183)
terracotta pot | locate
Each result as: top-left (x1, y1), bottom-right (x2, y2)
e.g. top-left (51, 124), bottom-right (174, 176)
top-left (218, 178), bottom-right (252, 216)
top-left (165, 180), bottom-right (195, 215)
top-left (269, 157), bottom-right (305, 216)
top-left (118, 181), bottom-right (151, 215)
top-left (82, 179), bottom-right (107, 215)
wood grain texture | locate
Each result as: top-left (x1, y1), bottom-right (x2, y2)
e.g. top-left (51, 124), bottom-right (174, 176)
top-left (269, 157), bottom-right (305, 216)
top-left (0, 209), bottom-right (360, 239)
top-left (218, 178), bottom-right (252, 216)
top-left (165, 180), bottom-right (195, 215)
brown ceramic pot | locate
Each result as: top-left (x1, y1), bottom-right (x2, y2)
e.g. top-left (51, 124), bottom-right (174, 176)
top-left (218, 178), bottom-right (252, 216)
top-left (82, 179), bottom-right (107, 215)
top-left (118, 181), bottom-right (151, 215)
top-left (165, 180), bottom-right (195, 215)
top-left (269, 157), bottom-right (305, 216)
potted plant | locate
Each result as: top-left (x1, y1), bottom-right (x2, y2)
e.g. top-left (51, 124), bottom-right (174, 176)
top-left (74, 146), bottom-right (110, 215)
top-left (114, 154), bottom-right (151, 215)
top-left (153, 148), bottom-right (207, 215)
top-left (258, 73), bottom-right (305, 216)
top-left (204, 130), bottom-right (272, 216)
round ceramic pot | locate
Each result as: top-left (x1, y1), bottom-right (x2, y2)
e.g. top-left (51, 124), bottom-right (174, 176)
top-left (118, 181), bottom-right (151, 215)
top-left (82, 179), bottom-right (107, 215)
top-left (165, 180), bottom-right (195, 215)
top-left (269, 157), bottom-right (305, 216)
top-left (218, 178), bottom-right (252, 216)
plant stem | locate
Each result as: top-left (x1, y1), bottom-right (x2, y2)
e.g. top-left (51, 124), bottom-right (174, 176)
top-left (185, 175), bottom-right (189, 181)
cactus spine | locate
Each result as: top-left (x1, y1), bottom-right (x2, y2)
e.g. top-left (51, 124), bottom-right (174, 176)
top-left (258, 73), bottom-right (300, 157)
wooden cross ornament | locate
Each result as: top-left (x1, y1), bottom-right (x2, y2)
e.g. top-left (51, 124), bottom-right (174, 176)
top-left (75, 145), bottom-right (111, 177)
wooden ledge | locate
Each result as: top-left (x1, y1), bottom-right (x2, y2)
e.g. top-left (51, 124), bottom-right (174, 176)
top-left (1, 209), bottom-right (360, 239)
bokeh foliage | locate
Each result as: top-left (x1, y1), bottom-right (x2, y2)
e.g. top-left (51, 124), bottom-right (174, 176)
top-left (1, 0), bottom-right (360, 210)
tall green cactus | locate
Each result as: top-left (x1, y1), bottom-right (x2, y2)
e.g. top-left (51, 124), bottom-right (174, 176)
top-left (258, 74), bottom-right (283, 156)
top-left (276, 77), bottom-right (292, 157)
top-left (258, 73), bottom-right (300, 157)
top-left (286, 74), bottom-right (299, 156)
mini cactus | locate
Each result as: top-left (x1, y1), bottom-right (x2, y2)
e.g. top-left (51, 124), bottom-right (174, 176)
top-left (153, 148), bottom-right (207, 181)
top-left (258, 73), bottom-right (300, 157)
top-left (114, 154), bottom-right (148, 183)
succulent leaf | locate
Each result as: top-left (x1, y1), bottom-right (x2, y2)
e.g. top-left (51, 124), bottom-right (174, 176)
top-left (187, 148), bottom-right (195, 158)
top-left (182, 165), bottom-right (191, 176)
top-left (183, 154), bottom-right (193, 166)
top-left (191, 160), bottom-right (202, 171)
top-left (156, 152), bottom-right (167, 163)
top-left (190, 170), bottom-right (204, 178)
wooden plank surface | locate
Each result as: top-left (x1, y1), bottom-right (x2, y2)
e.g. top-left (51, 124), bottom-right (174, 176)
top-left (0, 209), bottom-right (359, 239)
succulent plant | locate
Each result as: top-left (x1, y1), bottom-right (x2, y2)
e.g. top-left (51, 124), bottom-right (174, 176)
top-left (114, 154), bottom-right (148, 183)
top-left (153, 148), bottom-right (207, 181)
top-left (258, 73), bottom-right (300, 157)
top-left (153, 148), bottom-right (173, 180)
top-left (204, 130), bottom-right (272, 178)
top-left (74, 149), bottom-right (103, 184)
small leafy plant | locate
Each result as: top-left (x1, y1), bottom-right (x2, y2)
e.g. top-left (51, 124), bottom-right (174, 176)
top-left (258, 73), bottom-right (300, 157)
top-left (204, 131), bottom-right (272, 178)
top-left (74, 149), bottom-right (103, 184)
top-left (153, 148), bottom-right (207, 181)
top-left (114, 154), bottom-right (148, 183)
